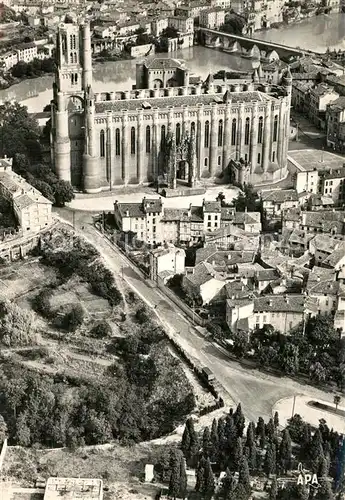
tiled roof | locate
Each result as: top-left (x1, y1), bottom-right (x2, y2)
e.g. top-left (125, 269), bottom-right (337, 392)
top-left (302, 210), bottom-right (345, 228)
top-left (256, 268), bottom-right (280, 281)
top-left (184, 261), bottom-right (222, 286)
top-left (145, 58), bottom-right (185, 70)
top-left (234, 211), bottom-right (261, 225)
top-left (13, 194), bottom-right (34, 210)
top-left (253, 295), bottom-right (315, 313)
top-left (310, 234), bottom-right (338, 252)
top-left (326, 96), bottom-right (345, 111)
top-left (162, 208), bottom-right (191, 222)
top-left (283, 207), bottom-right (301, 222)
top-left (203, 200), bottom-right (221, 213)
top-left (116, 202), bottom-right (145, 218)
top-left (309, 194), bottom-right (334, 206)
top-left (221, 207), bottom-right (236, 220)
top-left (0, 172), bottom-right (19, 192)
top-left (94, 91), bottom-right (275, 114)
top-left (322, 241), bottom-right (345, 268)
top-left (190, 206), bottom-right (203, 222)
top-left (320, 167), bottom-right (345, 179)
top-left (308, 279), bottom-right (340, 295)
top-left (195, 246), bottom-right (218, 264)
top-left (206, 250), bottom-right (255, 267)
top-left (143, 198), bottom-right (162, 213)
top-left (262, 189), bottom-right (298, 203)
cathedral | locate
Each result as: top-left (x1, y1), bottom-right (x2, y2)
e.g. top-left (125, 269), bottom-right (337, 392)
top-left (51, 22), bottom-right (292, 193)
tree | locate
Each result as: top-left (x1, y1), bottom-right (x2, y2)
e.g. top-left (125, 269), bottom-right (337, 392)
top-left (266, 418), bottom-right (276, 442)
top-left (183, 418), bottom-right (199, 466)
top-left (15, 411), bottom-right (31, 446)
top-left (334, 395), bottom-right (342, 413)
top-left (279, 429), bottom-right (292, 472)
top-left (288, 414), bottom-right (306, 443)
top-left (233, 436), bottom-right (244, 471)
top-left (274, 411), bottom-right (279, 429)
top-left (218, 467), bottom-right (235, 499)
top-left (232, 184), bottom-right (258, 212)
top-left (178, 455), bottom-right (187, 499)
top-left (62, 304), bottom-right (85, 332)
top-left (238, 456), bottom-right (251, 496)
top-left (309, 361), bottom-right (327, 383)
top-left (264, 443), bottom-right (276, 476)
top-left (0, 299), bottom-right (37, 346)
top-left (234, 403), bottom-right (246, 437)
top-left (203, 426), bottom-right (211, 457)
top-left (169, 452), bottom-right (182, 500)
top-left (202, 458), bottom-right (215, 499)
top-left (0, 415), bottom-right (8, 444)
top-left (309, 429), bottom-right (324, 470)
top-left (91, 321), bottom-right (112, 338)
top-left (280, 343), bottom-right (299, 375)
top-left (315, 477), bottom-right (334, 500)
top-left (210, 418), bottom-right (219, 462)
top-left (245, 422), bottom-right (255, 450)
top-left (53, 180), bottom-right (75, 206)
top-left (233, 331), bottom-right (249, 358)
top-left (269, 476), bottom-right (278, 500)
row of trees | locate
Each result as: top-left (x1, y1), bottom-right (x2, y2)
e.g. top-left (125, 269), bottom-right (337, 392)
top-left (158, 405), bottom-right (343, 499)
top-left (229, 315), bottom-right (345, 389)
top-left (11, 57), bottom-right (55, 79)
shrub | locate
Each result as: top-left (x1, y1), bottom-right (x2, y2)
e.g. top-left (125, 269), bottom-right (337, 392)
top-left (0, 300), bottom-right (37, 346)
top-left (91, 321), bottom-right (112, 338)
top-left (32, 289), bottom-right (53, 318)
top-left (135, 306), bottom-right (150, 324)
top-left (62, 304), bottom-right (85, 332)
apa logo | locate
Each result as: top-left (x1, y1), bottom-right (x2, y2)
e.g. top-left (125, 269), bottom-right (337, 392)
top-left (296, 463), bottom-right (319, 488)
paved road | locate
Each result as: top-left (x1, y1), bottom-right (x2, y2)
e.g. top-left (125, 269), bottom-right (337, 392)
top-left (54, 208), bottom-right (336, 424)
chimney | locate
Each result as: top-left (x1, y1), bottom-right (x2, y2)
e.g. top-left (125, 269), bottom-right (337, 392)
top-left (285, 296), bottom-right (289, 304)
top-left (125, 210), bottom-right (129, 217)
top-left (269, 299), bottom-right (272, 306)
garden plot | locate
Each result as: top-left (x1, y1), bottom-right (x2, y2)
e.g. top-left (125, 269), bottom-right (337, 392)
top-left (0, 259), bottom-right (57, 300)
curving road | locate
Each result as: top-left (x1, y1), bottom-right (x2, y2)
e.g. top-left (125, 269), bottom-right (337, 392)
top-left (54, 208), bottom-right (336, 424)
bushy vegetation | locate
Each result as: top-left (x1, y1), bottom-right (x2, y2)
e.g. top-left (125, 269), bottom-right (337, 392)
top-left (0, 317), bottom-right (195, 447)
top-left (0, 300), bottom-right (37, 347)
top-left (227, 315), bottom-right (345, 389)
top-left (0, 102), bottom-right (74, 207)
top-left (35, 230), bottom-right (122, 307)
top-left (157, 406), bottom-right (342, 500)
top-left (11, 57), bottom-right (55, 78)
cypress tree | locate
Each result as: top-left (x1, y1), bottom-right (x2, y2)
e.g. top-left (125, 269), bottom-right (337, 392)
top-left (266, 418), bottom-right (276, 442)
top-left (256, 416), bottom-right (265, 437)
top-left (300, 423), bottom-right (312, 460)
top-left (234, 403), bottom-right (245, 437)
top-left (210, 418), bottom-right (219, 462)
top-left (195, 457), bottom-right (206, 492)
top-left (203, 427), bottom-right (211, 458)
top-left (248, 442), bottom-right (257, 471)
top-left (315, 477), bottom-right (334, 500)
top-left (264, 443), bottom-right (276, 476)
top-left (245, 422), bottom-right (255, 450)
top-left (309, 429), bottom-right (324, 471)
top-left (233, 436), bottom-right (244, 471)
top-left (318, 455), bottom-right (329, 478)
top-left (178, 455), bottom-right (187, 499)
top-left (202, 458), bottom-right (215, 499)
top-left (187, 418), bottom-right (199, 467)
top-left (181, 424), bottom-right (190, 458)
top-left (168, 452), bottom-right (181, 500)
top-left (274, 411), bottom-right (279, 429)
top-left (238, 456), bottom-right (251, 495)
top-left (269, 476), bottom-right (278, 500)
top-left (279, 428), bottom-right (292, 472)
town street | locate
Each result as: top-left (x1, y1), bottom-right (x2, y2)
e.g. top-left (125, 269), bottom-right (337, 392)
top-left (55, 208), bottom-right (338, 424)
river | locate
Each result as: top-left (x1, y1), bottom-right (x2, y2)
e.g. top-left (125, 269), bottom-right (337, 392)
top-left (1, 12), bottom-right (344, 113)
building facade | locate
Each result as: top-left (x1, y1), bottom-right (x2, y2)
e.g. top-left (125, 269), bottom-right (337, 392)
top-left (51, 22), bottom-right (291, 193)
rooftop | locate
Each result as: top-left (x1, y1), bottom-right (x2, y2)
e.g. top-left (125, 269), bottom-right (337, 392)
top-left (144, 57), bottom-right (185, 70)
top-left (94, 90), bottom-right (275, 114)
top-left (43, 477), bottom-right (103, 500)
top-left (261, 189), bottom-right (298, 203)
top-left (288, 149), bottom-right (345, 173)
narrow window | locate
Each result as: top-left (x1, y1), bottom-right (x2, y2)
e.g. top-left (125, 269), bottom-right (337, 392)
top-left (257, 152), bottom-right (261, 164)
top-left (161, 124), bottom-right (166, 146)
top-left (231, 118), bottom-right (236, 146)
top-left (204, 120), bottom-right (210, 148)
top-left (191, 121), bottom-right (196, 135)
top-left (204, 157), bottom-right (208, 167)
top-left (218, 119), bottom-right (223, 147)
top-left (258, 116), bottom-right (263, 144)
top-left (272, 150), bottom-right (275, 162)
top-left (75, 73), bottom-right (78, 84)
top-left (100, 130), bottom-right (105, 158)
top-left (115, 128), bottom-right (120, 156)
top-left (244, 117), bottom-right (250, 145)
top-left (131, 127), bottom-right (136, 155)
top-left (218, 155), bottom-right (221, 166)
top-left (70, 52), bottom-right (73, 63)
top-left (146, 125), bottom-right (151, 153)
top-left (273, 114), bottom-right (278, 142)
top-left (176, 123), bottom-right (181, 145)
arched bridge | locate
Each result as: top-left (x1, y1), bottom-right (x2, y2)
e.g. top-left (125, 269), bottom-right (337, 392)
top-left (198, 28), bottom-right (323, 63)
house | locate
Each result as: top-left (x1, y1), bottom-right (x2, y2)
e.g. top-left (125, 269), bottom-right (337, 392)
top-left (199, 7), bottom-right (225, 29)
top-left (322, 241), bottom-right (345, 270)
top-left (168, 16), bottom-right (194, 33)
top-left (183, 262), bottom-right (226, 304)
top-left (306, 268), bottom-right (339, 314)
top-left (221, 208), bottom-right (262, 233)
top-left (43, 478), bottom-right (103, 500)
top-left (308, 194), bottom-right (334, 210)
top-left (299, 211), bottom-right (345, 235)
top-left (114, 197), bottom-right (164, 245)
top-left (305, 83), bottom-right (339, 129)
top-left (150, 245), bottom-right (185, 282)
top-left (309, 234), bottom-right (343, 267)
top-left (151, 17), bottom-right (169, 36)
top-left (226, 294), bottom-right (318, 334)
top-left (254, 268), bottom-right (280, 293)
top-left (261, 189), bottom-right (299, 218)
top-left (318, 167), bottom-right (345, 205)
top-left (0, 157), bottom-right (52, 234)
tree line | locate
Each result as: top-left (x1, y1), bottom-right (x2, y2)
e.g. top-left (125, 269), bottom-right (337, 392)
top-left (11, 57), bottom-right (55, 79)
top-left (156, 405), bottom-right (343, 499)
top-left (228, 315), bottom-right (345, 390)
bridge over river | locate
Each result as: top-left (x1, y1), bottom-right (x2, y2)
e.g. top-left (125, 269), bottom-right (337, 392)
top-left (198, 27), bottom-right (324, 63)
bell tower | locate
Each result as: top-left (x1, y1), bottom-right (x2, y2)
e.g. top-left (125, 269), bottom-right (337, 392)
top-left (52, 21), bottom-right (93, 187)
